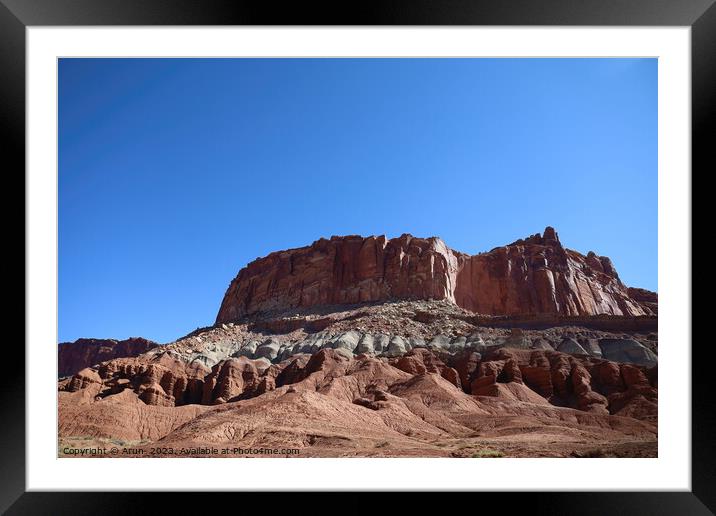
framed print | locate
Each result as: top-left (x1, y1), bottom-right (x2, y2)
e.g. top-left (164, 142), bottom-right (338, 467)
top-left (3, 0), bottom-right (712, 513)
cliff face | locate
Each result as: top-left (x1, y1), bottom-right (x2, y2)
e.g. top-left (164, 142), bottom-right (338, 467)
top-left (216, 234), bottom-right (460, 321)
top-left (453, 228), bottom-right (648, 317)
top-left (216, 227), bottom-right (656, 323)
top-left (58, 337), bottom-right (158, 377)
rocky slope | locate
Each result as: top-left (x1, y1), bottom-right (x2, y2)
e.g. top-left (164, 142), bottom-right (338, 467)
top-left (59, 300), bottom-right (658, 457)
top-left (61, 342), bottom-right (657, 415)
top-left (58, 337), bottom-right (158, 378)
top-left (60, 346), bottom-right (657, 458)
top-left (148, 300), bottom-right (658, 369)
top-left (58, 228), bottom-right (658, 458)
top-left (216, 227), bottom-right (656, 322)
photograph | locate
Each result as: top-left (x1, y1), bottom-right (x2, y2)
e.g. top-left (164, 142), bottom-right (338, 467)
top-left (57, 57), bottom-right (658, 459)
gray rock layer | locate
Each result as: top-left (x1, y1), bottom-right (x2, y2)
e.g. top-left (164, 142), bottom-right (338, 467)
top-left (147, 331), bottom-right (657, 369)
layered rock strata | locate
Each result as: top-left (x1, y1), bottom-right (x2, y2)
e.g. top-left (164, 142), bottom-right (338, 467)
top-left (216, 228), bottom-right (656, 322)
top-left (58, 337), bottom-right (158, 378)
top-left (62, 347), bottom-right (657, 420)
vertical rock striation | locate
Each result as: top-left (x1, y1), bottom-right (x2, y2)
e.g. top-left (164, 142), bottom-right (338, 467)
top-left (58, 337), bottom-right (159, 378)
top-left (216, 234), bottom-right (460, 321)
top-left (453, 228), bottom-right (648, 317)
top-left (216, 228), bottom-right (656, 323)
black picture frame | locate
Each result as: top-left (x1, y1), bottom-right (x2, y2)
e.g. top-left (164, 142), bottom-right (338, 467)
top-left (3, 1), bottom-right (711, 513)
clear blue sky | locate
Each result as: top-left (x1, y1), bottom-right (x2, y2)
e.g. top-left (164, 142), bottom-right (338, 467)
top-left (59, 58), bottom-right (657, 343)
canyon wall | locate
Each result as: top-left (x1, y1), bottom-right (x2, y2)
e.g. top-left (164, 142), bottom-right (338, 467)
top-left (216, 228), bottom-right (656, 323)
top-left (58, 337), bottom-right (158, 377)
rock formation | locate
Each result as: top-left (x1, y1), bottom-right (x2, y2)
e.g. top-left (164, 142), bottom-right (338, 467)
top-left (60, 346), bottom-right (657, 457)
top-left (216, 227), bottom-right (656, 323)
top-left (58, 337), bottom-right (158, 378)
top-left (144, 301), bottom-right (658, 370)
top-left (58, 227), bottom-right (659, 458)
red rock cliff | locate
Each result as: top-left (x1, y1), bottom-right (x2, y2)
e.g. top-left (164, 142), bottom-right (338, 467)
top-left (453, 228), bottom-right (650, 317)
top-left (216, 228), bottom-right (656, 323)
top-left (58, 337), bottom-right (159, 377)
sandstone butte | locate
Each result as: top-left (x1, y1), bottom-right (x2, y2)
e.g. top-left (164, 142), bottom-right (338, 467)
top-left (59, 227), bottom-right (659, 458)
top-left (216, 226), bottom-right (656, 324)
top-left (58, 337), bottom-right (158, 378)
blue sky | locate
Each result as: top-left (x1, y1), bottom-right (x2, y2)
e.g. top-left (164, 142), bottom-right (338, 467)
top-left (59, 58), bottom-right (657, 343)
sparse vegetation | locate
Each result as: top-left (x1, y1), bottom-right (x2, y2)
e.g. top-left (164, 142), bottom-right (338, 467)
top-left (570, 448), bottom-right (608, 458)
top-left (471, 449), bottom-right (505, 458)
